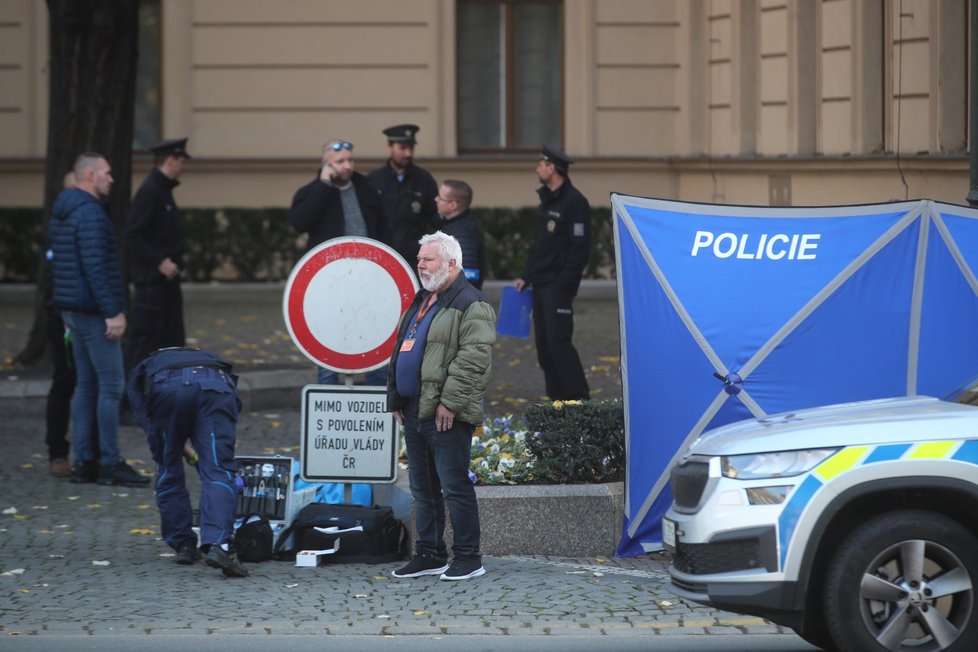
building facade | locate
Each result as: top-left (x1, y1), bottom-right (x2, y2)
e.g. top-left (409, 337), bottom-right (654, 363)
top-left (0, 0), bottom-right (971, 209)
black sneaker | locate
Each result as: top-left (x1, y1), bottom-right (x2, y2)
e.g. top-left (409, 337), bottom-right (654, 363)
top-left (440, 557), bottom-right (486, 581)
top-left (205, 546), bottom-right (249, 578)
top-left (391, 556), bottom-right (450, 578)
top-left (176, 540), bottom-right (202, 565)
top-left (97, 461), bottom-right (150, 487)
top-left (69, 460), bottom-right (98, 484)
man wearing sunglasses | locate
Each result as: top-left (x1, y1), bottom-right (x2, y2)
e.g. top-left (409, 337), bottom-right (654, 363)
top-left (290, 139), bottom-right (392, 253)
top-left (290, 139), bottom-right (393, 386)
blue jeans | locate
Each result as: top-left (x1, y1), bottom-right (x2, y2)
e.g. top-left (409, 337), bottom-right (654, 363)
top-left (317, 364), bottom-right (388, 387)
top-left (62, 311), bottom-right (123, 467)
top-left (403, 401), bottom-right (480, 560)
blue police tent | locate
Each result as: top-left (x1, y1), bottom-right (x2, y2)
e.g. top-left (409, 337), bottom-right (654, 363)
top-left (612, 195), bottom-right (978, 556)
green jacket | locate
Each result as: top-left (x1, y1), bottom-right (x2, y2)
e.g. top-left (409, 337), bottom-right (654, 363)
top-left (387, 272), bottom-right (496, 425)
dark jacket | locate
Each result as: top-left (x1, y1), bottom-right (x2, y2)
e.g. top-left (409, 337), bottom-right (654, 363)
top-left (439, 210), bottom-right (487, 290)
top-left (367, 161), bottom-right (438, 264)
top-left (387, 272), bottom-right (496, 425)
top-left (48, 188), bottom-right (125, 317)
top-left (522, 178), bottom-right (592, 296)
top-left (290, 171), bottom-right (392, 250)
top-left (124, 168), bottom-right (185, 284)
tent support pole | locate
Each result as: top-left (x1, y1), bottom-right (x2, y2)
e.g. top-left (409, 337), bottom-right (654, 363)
top-left (968, 0), bottom-right (978, 206)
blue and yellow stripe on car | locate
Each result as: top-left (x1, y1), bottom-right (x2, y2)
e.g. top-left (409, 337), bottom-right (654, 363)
top-left (776, 440), bottom-right (974, 568)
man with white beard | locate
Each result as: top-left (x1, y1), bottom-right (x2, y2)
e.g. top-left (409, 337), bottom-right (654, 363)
top-left (386, 232), bottom-right (496, 581)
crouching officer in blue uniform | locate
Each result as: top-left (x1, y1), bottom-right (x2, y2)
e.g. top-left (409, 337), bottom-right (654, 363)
top-left (126, 347), bottom-right (248, 577)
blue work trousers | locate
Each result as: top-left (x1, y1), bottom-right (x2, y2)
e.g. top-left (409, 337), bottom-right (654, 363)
top-left (403, 401), bottom-right (481, 561)
top-left (144, 366), bottom-right (239, 550)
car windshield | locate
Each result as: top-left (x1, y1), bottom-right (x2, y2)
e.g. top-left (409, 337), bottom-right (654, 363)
top-left (945, 375), bottom-right (978, 407)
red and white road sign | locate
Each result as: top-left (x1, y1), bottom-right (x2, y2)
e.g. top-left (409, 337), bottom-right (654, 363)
top-left (283, 237), bottom-right (419, 373)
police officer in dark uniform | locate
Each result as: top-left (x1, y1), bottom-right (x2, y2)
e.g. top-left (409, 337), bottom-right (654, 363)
top-left (126, 347), bottom-right (248, 577)
top-left (514, 144), bottom-right (592, 401)
top-left (124, 138), bottom-right (190, 374)
top-left (436, 179), bottom-right (486, 290)
top-left (368, 124), bottom-right (439, 268)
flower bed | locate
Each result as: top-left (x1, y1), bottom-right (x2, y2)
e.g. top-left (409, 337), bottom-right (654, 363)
top-left (469, 399), bottom-right (625, 485)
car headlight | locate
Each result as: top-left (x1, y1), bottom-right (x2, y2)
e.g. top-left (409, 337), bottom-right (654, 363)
top-left (721, 448), bottom-right (839, 480)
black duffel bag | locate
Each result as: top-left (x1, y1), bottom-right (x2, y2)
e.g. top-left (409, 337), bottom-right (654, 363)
top-left (274, 503), bottom-right (407, 564)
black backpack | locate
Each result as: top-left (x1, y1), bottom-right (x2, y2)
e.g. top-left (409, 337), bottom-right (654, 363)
top-left (235, 514), bottom-right (273, 562)
top-left (273, 503), bottom-right (407, 564)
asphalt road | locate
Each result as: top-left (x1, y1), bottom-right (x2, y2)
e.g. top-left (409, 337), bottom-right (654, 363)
top-left (0, 634), bottom-right (818, 651)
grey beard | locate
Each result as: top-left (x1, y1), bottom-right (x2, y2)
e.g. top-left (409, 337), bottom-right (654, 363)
top-left (421, 266), bottom-right (450, 293)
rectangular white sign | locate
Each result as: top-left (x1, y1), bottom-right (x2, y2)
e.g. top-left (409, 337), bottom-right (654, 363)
top-left (300, 385), bottom-right (398, 483)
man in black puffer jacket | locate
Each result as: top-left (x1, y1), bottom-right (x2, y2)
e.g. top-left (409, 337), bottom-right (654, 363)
top-left (48, 152), bottom-right (149, 488)
top-left (434, 179), bottom-right (486, 290)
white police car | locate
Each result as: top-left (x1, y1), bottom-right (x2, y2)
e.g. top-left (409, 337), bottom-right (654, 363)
top-left (664, 381), bottom-right (978, 652)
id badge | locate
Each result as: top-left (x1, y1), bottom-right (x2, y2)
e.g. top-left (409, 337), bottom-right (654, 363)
top-left (400, 339), bottom-right (415, 352)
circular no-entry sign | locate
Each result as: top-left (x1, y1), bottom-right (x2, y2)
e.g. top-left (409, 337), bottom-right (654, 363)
top-left (283, 237), bottom-right (419, 374)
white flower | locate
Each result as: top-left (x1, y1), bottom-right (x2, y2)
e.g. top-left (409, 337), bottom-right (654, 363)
top-left (514, 431), bottom-right (526, 442)
top-left (498, 458), bottom-right (516, 470)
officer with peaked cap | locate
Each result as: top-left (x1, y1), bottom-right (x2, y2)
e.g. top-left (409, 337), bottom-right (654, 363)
top-left (124, 137), bottom-right (192, 375)
top-left (514, 144), bottom-right (592, 401)
top-left (368, 124), bottom-right (439, 270)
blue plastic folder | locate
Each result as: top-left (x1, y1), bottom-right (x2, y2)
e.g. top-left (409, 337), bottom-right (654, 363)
top-left (497, 286), bottom-right (533, 339)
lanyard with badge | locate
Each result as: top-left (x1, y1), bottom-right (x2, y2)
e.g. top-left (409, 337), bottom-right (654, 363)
top-left (400, 292), bottom-right (438, 352)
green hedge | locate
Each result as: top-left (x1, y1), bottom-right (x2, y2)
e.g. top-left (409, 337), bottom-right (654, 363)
top-left (0, 206), bottom-right (617, 282)
top-left (523, 399), bottom-right (625, 484)
top-left (0, 208), bottom-right (44, 283)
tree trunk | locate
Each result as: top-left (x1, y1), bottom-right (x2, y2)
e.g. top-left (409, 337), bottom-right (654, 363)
top-left (14, 0), bottom-right (140, 366)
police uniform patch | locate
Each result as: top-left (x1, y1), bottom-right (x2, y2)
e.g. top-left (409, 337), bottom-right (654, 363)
top-left (573, 222), bottom-right (585, 237)
top-left (547, 219), bottom-right (556, 233)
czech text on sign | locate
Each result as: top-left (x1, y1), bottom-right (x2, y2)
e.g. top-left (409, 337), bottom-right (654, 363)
top-left (300, 386), bottom-right (397, 483)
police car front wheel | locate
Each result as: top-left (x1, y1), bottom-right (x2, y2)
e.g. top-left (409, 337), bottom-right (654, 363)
top-left (823, 509), bottom-right (978, 652)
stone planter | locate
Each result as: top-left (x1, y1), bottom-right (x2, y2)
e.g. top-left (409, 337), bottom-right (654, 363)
top-left (375, 474), bottom-right (624, 557)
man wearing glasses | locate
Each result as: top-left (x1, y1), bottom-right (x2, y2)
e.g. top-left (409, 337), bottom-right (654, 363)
top-left (290, 139), bottom-right (392, 252)
top-left (290, 139), bottom-right (393, 386)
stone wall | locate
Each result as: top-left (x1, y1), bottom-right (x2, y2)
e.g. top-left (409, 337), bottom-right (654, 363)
top-left (375, 474), bottom-right (625, 558)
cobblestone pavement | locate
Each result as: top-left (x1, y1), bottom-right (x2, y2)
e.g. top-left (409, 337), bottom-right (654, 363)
top-left (0, 284), bottom-right (801, 642)
top-left (0, 410), bottom-right (802, 641)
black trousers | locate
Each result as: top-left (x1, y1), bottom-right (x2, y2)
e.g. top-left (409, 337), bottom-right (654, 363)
top-left (125, 279), bottom-right (186, 372)
top-left (45, 307), bottom-right (99, 461)
top-left (532, 282), bottom-right (590, 401)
